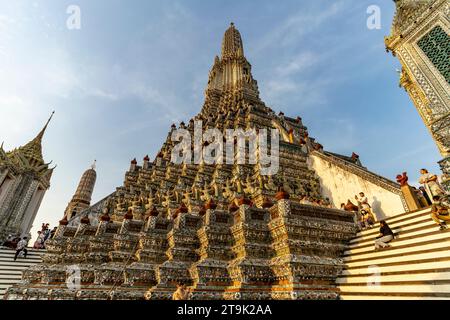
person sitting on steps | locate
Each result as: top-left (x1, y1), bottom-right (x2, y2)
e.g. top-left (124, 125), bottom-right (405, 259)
top-left (33, 231), bottom-right (45, 249)
top-left (431, 195), bottom-right (450, 231)
top-left (359, 209), bottom-right (375, 230)
top-left (355, 192), bottom-right (377, 228)
top-left (374, 220), bottom-right (394, 251)
top-left (2, 234), bottom-right (20, 250)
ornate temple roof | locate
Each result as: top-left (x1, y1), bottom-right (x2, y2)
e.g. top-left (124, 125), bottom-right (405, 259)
top-left (390, 0), bottom-right (434, 37)
top-left (6, 111), bottom-right (54, 167)
top-left (0, 112), bottom-right (54, 186)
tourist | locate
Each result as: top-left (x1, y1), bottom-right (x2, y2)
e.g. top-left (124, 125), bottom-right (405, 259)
top-left (343, 200), bottom-right (359, 212)
top-left (374, 220), bottom-right (394, 250)
top-left (356, 192), bottom-right (378, 222)
top-left (340, 203), bottom-right (346, 210)
top-left (419, 169), bottom-right (446, 200)
top-left (50, 226), bottom-right (57, 239)
top-left (1, 235), bottom-right (11, 248)
top-left (359, 209), bottom-right (375, 230)
top-left (414, 187), bottom-right (430, 207)
top-left (355, 192), bottom-right (371, 212)
top-left (172, 283), bottom-right (190, 300)
top-left (43, 223), bottom-right (51, 241)
top-left (2, 234), bottom-right (20, 249)
top-left (419, 186), bottom-right (432, 205)
top-left (430, 195), bottom-right (450, 230)
top-left (33, 231), bottom-right (45, 249)
top-left (14, 237), bottom-right (29, 261)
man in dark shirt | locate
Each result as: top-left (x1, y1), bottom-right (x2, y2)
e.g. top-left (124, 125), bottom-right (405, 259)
top-left (374, 220), bottom-right (394, 250)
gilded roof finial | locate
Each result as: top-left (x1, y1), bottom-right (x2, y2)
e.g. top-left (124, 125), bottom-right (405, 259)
top-left (221, 22), bottom-right (244, 58)
top-left (36, 110), bottom-right (55, 142)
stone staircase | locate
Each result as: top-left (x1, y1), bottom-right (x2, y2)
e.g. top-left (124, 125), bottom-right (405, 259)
top-left (0, 247), bottom-right (43, 299)
top-left (337, 207), bottom-right (450, 299)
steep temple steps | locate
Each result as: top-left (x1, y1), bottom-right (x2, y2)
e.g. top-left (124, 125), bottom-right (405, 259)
top-left (0, 248), bottom-right (43, 300)
top-left (337, 207), bottom-right (450, 299)
top-left (2, 208), bottom-right (449, 300)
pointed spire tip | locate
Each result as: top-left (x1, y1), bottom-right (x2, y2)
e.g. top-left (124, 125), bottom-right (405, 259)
top-left (36, 110), bottom-right (55, 141)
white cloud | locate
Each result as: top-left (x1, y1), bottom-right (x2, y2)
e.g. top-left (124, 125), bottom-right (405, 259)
top-left (250, 1), bottom-right (353, 111)
top-left (384, 143), bottom-right (438, 164)
top-left (251, 1), bottom-right (346, 55)
top-left (275, 52), bottom-right (319, 77)
top-left (87, 88), bottom-right (119, 101)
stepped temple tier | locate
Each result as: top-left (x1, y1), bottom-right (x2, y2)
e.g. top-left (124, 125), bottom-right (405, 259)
top-left (5, 24), bottom-right (415, 300)
top-left (0, 112), bottom-right (55, 243)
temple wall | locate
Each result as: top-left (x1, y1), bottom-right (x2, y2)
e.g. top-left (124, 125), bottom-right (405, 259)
top-left (0, 175), bottom-right (13, 205)
top-left (20, 187), bottom-right (45, 237)
top-left (308, 153), bottom-right (406, 220)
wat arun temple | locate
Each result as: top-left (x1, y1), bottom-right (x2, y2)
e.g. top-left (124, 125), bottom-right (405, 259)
top-left (1, 0), bottom-right (449, 300)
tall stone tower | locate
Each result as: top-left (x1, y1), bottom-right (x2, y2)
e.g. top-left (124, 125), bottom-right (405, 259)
top-left (202, 22), bottom-right (261, 117)
top-left (385, 0), bottom-right (450, 188)
top-left (0, 112), bottom-right (55, 241)
top-left (63, 161), bottom-right (97, 220)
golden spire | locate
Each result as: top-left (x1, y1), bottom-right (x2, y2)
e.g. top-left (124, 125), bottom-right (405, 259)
top-left (221, 22), bottom-right (244, 59)
top-left (34, 110), bottom-right (55, 144)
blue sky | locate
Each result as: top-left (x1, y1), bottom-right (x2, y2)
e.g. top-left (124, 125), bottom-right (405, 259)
top-left (0, 0), bottom-right (443, 236)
